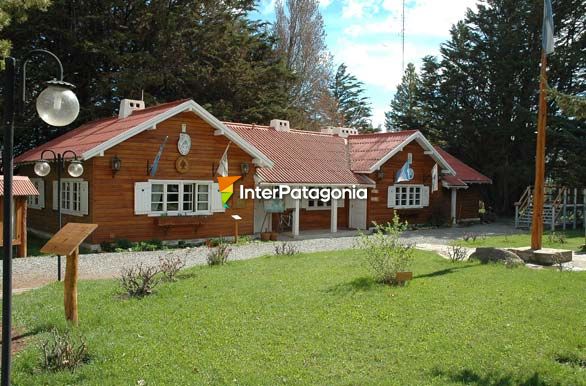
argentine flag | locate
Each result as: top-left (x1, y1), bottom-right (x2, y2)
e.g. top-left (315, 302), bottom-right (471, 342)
top-left (542, 0), bottom-right (554, 54)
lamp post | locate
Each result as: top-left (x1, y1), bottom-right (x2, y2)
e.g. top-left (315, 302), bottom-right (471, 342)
top-left (3, 50), bottom-right (79, 386)
top-left (34, 150), bottom-right (83, 281)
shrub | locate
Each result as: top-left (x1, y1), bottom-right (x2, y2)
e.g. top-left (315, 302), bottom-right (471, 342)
top-left (41, 329), bottom-right (88, 372)
top-left (235, 235), bottom-right (254, 245)
top-left (274, 242), bottom-right (299, 256)
top-left (462, 233), bottom-right (478, 242)
top-left (446, 244), bottom-right (467, 262)
top-left (99, 241), bottom-right (115, 253)
top-left (547, 232), bottom-right (567, 244)
top-left (354, 213), bottom-right (414, 286)
top-left (113, 238), bottom-right (133, 251)
top-left (207, 243), bottom-right (231, 266)
top-left (159, 253), bottom-right (186, 281)
top-left (120, 263), bottom-right (160, 297)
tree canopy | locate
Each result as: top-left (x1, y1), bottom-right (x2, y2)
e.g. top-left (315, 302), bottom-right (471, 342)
top-left (329, 63), bottom-right (374, 132)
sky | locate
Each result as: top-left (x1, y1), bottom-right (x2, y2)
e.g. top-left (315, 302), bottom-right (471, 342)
top-left (251, 0), bottom-right (479, 128)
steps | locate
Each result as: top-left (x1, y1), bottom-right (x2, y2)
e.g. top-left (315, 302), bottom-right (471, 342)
top-left (515, 205), bottom-right (555, 229)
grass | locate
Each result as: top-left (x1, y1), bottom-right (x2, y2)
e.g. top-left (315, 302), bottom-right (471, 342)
top-left (10, 249), bottom-right (586, 385)
top-left (458, 229), bottom-right (586, 252)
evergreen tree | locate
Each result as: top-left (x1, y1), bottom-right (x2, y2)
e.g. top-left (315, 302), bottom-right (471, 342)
top-left (384, 63), bottom-right (422, 132)
top-left (1, 0), bottom-right (294, 155)
top-left (329, 63), bottom-right (373, 132)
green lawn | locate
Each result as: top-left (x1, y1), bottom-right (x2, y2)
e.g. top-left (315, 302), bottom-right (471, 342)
top-left (10, 250), bottom-right (586, 385)
top-left (458, 229), bottom-right (585, 252)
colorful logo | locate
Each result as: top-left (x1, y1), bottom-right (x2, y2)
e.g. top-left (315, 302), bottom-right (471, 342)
top-left (217, 176), bottom-right (241, 208)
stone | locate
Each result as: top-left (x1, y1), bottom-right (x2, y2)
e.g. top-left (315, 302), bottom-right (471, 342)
top-left (469, 247), bottom-right (524, 266)
top-left (531, 248), bottom-right (573, 266)
top-left (507, 247), bottom-right (534, 262)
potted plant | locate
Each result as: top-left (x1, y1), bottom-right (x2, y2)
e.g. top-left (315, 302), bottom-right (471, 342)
top-left (270, 231), bottom-right (278, 241)
top-left (260, 231), bottom-right (271, 241)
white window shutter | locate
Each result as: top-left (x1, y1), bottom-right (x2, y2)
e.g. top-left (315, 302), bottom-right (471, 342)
top-left (387, 186), bottom-right (396, 208)
top-left (52, 181), bottom-right (58, 210)
top-left (422, 186), bottom-right (430, 207)
top-left (80, 181), bottom-right (89, 215)
top-left (211, 182), bottom-right (225, 213)
top-left (134, 182), bottom-right (151, 215)
top-left (38, 180), bottom-right (45, 209)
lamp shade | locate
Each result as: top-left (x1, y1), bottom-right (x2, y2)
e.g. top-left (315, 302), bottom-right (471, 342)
top-left (36, 81), bottom-right (80, 127)
top-left (67, 160), bottom-right (84, 178)
top-left (34, 161), bottom-right (51, 177)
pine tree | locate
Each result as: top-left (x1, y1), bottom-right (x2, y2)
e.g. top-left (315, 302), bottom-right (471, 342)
top-left (384, 63), bottom-right (423, 132)
top-left (329, 63), bottom-right (373, 132)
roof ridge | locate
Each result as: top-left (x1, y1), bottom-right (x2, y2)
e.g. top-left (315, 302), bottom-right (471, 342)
top-left (348, 129), bottom-right (418, 138)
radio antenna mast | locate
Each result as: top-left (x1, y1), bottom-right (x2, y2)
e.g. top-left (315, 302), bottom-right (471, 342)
top-left (401, 0), bottom-right (405, 74)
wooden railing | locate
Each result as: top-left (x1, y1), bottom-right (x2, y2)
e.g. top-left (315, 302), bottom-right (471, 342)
top-left (515, 185), bottom-right (586, 229)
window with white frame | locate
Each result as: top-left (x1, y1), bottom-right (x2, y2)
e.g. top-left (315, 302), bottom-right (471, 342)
top-left (388, 185), bottom-right (429, 209)
top-left (307, 199), bottom-right (331, 210)
top-left (53, 179), bottom-right (88, 215)
top-left (150, 181), bottom-right (211, 215)
top-left (28, 178), bottom-right (45, 209)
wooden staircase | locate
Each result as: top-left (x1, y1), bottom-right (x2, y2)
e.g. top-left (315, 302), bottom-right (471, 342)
top-left (514, 186), bottom-right (586, 230)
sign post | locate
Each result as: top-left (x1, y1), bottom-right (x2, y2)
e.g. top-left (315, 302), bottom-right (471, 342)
top-left (41, 223), bottom-right (97, 325)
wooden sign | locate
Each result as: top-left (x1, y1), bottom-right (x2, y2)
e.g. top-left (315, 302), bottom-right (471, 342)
top-left (41, 223), bottom-right (97, 325)
top-left (41, 223), bottom-right (97, 256)
top-left (175, 156), bottom-right (189, 173)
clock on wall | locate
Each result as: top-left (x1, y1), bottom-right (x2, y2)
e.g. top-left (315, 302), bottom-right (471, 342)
top-left (177, 123), bottom-right (191, 155)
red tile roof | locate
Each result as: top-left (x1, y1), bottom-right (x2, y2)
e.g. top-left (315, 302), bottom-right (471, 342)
top-left (435, 147), bottom-right (492, 184)
top-left (225, 123), bottom-right (374, 186)
top-left (15, 99), bottom-right (189, 163)
top-left (348, 130), bottom-right (418, 172)
top-left (0, 176), bottom-right (39, 196)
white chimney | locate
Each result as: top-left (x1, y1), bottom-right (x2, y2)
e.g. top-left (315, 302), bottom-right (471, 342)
top-left (320, 126), bottom-right (358, 138)
top-left (119, 99), bottom-right (145, 119)
top-left (270, 119), bottom-right (290, 132)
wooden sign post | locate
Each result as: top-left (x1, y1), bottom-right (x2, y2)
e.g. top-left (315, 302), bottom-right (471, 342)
top-left (231, 215), bottom-right (242, 243)
top-left (41, 223), bottom-right (97, 325)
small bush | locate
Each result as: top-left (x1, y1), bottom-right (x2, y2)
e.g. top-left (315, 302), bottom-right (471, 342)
top-left (120, 263), bottom-right (160, 297)
top-left (462, 233), bottom-right (478, 242)
top-left (235, 235), bottom-right (254, 245)
top-left (99, 241), bottom-right (115, 253)
top-left (547, 232), bottom-right (567, 244)
top-left (113, 238), bottom-right (133, 251)
top-left (354, 213), bottom-right (414, 286)
top-left (446, 244), bottom-right (467, 262)
top-left (207, 243), bottom-right (231, 266)
top-left (274, 242), bottom-right (299, 256)
top-left (41, 329), bottom-right (88, 372)
top-left (159, 253), bottom-right (186, 281)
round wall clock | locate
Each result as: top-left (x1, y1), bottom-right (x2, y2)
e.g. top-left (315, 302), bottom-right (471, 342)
top-left (175, 156), bottom-right (189, 173)
top-left (178, 132), bottom-right (191, 155)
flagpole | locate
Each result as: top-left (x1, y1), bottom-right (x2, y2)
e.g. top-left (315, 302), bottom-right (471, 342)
top-left (530, 51), bottom-right (548, 250)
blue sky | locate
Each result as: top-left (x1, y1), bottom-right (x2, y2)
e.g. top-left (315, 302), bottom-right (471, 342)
top-left (251, 0), bottom-right (478, 128)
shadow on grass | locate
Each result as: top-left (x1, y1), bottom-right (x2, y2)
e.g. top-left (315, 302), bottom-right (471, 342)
top-left (433, 368), bottom-right (557, 386)
top-left (415, 264), bottom-right (475, 279)
top-left (325, 276), bottom-right (379, 295)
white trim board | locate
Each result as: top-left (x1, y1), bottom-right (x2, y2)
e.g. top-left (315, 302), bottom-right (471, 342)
top-left (368, 131), bottom-right (456, 176)
top-left (81, 100), bottom-right (274, 168)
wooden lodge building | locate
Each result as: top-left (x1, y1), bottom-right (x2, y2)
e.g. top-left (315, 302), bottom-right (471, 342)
top-left (15, 99), bottom-right (491, 247)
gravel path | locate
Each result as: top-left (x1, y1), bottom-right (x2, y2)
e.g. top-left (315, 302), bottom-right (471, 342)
top-left (3, 221), bottom-right (581, 294)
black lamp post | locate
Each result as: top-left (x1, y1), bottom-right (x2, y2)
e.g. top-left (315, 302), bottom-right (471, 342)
top-left (34, 150), bottom-right (84, 281)
top-left (2, 50), bottom-right (79, 386)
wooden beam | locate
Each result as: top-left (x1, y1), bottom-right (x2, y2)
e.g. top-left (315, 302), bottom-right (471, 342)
top-left (64, 248), bottom-right (79, 325)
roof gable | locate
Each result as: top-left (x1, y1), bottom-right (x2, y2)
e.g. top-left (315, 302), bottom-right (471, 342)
top-left (15, 100), bottom-right (273, 168)
top-left (435, 147), bottom-right (492, 184)
top-left (348, 130), bottom-right (456, 175)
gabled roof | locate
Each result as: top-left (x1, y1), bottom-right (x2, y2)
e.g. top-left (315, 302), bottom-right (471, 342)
top-left (435, 147), bottom-right (492, 185)
top-left (225, 123), bottom-right (375, 186)
top-left (15, 99), bottom-right (273, 168)
top-left (0, 176), bottom-right (39, 196)
top-left (348, 130), bottom-right (456, 175)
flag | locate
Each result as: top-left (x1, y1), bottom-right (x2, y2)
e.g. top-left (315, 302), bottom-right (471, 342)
top-left (431, 163), bottom-right (438, 192)
top-left (395, 159), bottom-right (414, 182)
top-left (149, 136), bottom-right (169, 177)
top-left (542, 0), bottom-right (554, 54)
top-left (216, 142), bottom-right (231, 177)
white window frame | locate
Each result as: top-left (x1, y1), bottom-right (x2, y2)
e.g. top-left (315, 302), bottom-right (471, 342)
top-left (392, 184), bottom-right (425, 209)
top-left (307, 199), bottom-right (331, 210)
top-left (148, 180), bottom-right (212, 216)
top-left (60, 178), bottom-right (86, 216)
top-left (28, 178), bottom-right (44, 209)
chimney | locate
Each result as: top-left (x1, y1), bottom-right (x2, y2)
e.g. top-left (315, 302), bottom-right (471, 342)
top-left (320, 126), bottom-right (358, 138)
top-left (270, 119), bottom-right (290, 132)
top-left (119, 99), bottom-right (145, 119)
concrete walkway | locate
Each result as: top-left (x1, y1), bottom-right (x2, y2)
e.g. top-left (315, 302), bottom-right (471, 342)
top-left (1, 222), bottom-right (582, 295)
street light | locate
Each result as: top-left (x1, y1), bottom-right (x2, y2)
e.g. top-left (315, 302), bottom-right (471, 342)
top-left (34, 150), bottom-right (84, 281)
top-left (3, 49), bottom-right (79, 386)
